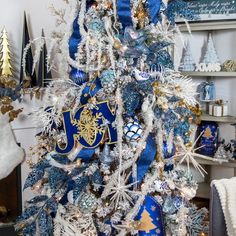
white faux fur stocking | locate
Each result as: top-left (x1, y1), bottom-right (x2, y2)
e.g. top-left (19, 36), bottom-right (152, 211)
top-left (0, 114), bottom-right (24, 180)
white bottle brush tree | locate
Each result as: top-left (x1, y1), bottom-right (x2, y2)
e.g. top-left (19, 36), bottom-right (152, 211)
top-left (179, 39), bottom-right (196, 71)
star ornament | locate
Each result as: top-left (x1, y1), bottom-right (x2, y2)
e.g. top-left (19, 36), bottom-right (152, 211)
top-left (101, 173), bottom-right (140, 209)
top-left (174, 132), bottom-right (217, 177)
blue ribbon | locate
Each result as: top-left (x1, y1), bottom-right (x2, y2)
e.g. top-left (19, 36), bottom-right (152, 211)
top-left (69, 16), bottom-right (81, 60)
top-left (136, 134), bottom-right (157, 182)
top-left (80, 77), bottom-right (102, 104)
top-left (147, 0), bottom-right (161, 24)
top-left (76, 148), bottom-right (96, 162)
top-left (117, 0), bottom-right (133, 29)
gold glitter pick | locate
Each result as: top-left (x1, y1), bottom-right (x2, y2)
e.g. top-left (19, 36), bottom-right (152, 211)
top-left (134, 0), bottom-right (148, 28)
top-left (0, 28), bottom-right (13, 77)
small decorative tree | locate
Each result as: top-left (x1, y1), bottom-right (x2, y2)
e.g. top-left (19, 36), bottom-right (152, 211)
top-left (0, 28), bottom-right (13, 77)
top-left (179, 39), bottom-right (196, 71)
top-left (202, 33), bottom-right (220, 64)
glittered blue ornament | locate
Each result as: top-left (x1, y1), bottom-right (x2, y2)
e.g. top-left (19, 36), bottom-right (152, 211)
top-left (164, 163), bottom-right (174, 172)
top-left (163, 141), bottom-right (175, 159)
top-left (124, 120), bottom-right (143, 142)
top-left (69, 68), bottom-right (88, 85)
top-left (122, 82), bottom-right (142, 116)
top-left (0, 84), bottom-right (21, 101)
top-left (155, 50), bottom-right (174, 69)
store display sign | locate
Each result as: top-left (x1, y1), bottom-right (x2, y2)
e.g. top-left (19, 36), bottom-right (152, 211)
top-left (184, 0), bottom-right (236, 21)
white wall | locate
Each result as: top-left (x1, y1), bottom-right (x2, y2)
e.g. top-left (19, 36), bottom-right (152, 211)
top-left (0, 0), bottom-right (64, 203)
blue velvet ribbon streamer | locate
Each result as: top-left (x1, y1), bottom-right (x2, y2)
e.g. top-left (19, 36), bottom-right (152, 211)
top-left (76, 148), bottom-right (96, 162)
top-left (136, 134), bottom-right (157, 182)
top-left (117, 0), bottom-right (133, 29)
top-left (147, 0), bottom-right (161, 24)
top-left (69, 16), bottom-right (81, 60)
top-left (117, 0), bottom-right (161, 29)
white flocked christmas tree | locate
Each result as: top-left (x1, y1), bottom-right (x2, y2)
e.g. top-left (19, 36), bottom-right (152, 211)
top-left (197, 33), bottom-right (221, 72)
top-left (179, 39), bottom-right (196, 71)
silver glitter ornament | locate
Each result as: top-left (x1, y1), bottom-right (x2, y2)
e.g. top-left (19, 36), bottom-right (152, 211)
top-left (78, 193), bottom-right (98, 213)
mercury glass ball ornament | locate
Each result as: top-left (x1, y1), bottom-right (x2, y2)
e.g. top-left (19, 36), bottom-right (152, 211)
top-left (78, 193), bottom-right (98, 213)
top-left (124, 120), bottom-right (143, 142)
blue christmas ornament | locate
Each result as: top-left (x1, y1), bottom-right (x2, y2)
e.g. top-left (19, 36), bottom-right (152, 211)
top-left (134, 195), bottom-right (165, 236)
top-left (163, 141), bottom-right (175, 172)
top-left (163, 141), bottom-right (175, 159)
top-left (124, 120), bottom-right (143, 142)
top-left (69, 68), bottom-right (88, 85)
top-left (123, 82), bottom-right (142, 116)
top-left (164, 163), bottom-right (174, 172)
top-left (197, 121), bottom-right (218, 156)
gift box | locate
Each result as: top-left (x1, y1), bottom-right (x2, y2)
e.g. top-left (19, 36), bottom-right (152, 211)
top-left (209, 100), bottom-right (228, 117)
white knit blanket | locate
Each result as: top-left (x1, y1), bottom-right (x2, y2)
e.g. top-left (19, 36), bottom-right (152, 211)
top-left (212, 178), bottom-right (236, 236)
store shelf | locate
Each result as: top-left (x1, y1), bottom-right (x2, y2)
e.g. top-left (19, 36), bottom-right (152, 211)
top-left (201, 113), bottom-right (236, 123)
top-left (181, 71), bottom-right (236, 77)
top-left (196, 183), bottom-right (211, 199)
top-left (177, 20), bottom-right (236, 32)
top-left (195, 157), bottom-right (236, 168)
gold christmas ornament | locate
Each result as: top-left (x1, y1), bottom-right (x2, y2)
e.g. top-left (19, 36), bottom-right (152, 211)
top-left (0, 28), bottom-right (13, 77)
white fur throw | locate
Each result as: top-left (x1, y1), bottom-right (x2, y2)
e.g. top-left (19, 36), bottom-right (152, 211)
top-left (0, 114), bottom-right (24, 180)
top-left (212, 177), bottom-right (236, 236)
